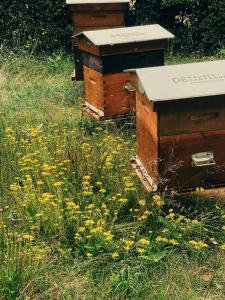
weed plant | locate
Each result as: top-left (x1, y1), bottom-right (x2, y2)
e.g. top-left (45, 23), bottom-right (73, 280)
top-left (0, 53), bottom-right (225, 299)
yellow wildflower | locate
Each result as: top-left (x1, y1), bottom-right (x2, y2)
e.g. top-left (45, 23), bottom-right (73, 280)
top-left (22, 234), bottom-right (34, 242)
top-left (196, 187), bottom-right (205, 193)
top-left (189, 240), bottom-right (208, 250)
top-left (136, 247), bottom-right (145, 254)
top-left (63, 160), bottom-right (70, 164)
top-left (41, 172), bottom-right (51, 177)
top-left (84, 219), bottom-right (95, 227)
top-left (101, 203), bottom-right (107, 209)
top-left (90, 227), bottom-right (102, 234)
top-left (139, 238), bottom-right (150, 246)
top-left (97, 219), bottom-right (105, 226)
top-left (10, 183), bottom-right (21, 192)
top-left (168, 239), bottom-right (179, 246)
top-left (5, 127), bottom-right (14, 134)
top-left (124, 240), bottom-right (134, 248)
top-left (156, 236), bottom-right (168, 243)
top-left (167, 209), bottom-right (175, 220)
top-left (53, 181), bottom-right (64, 187)
top-left (83, 191), bottom-right (93, 196)
top-left (35, 213), bottom-right (43, 218)
top-left (161, 228), bottom-right (169, 233)
top-left (78, 227), bottom-right (85, 233)
top-left (192, 219), bottom-right (199, 225)
top-left (86, 253), bottom-right (93, 258)
top-left (138, 199), bottom-right (146, 206)
top-left (74, 233), bottom-right (81, 240)
top-left (152, 194), bottom-right (164, 207)
top-left (118, 198), bottom-right (128, 204)
top-left (86, 204), bottom-right (95, 210)
top-left (36, 180), bottom-right (44, 186)
top-left (103, 231), bottom-right (113, 241)
top-left (112, 252), bottom-right (119, 259)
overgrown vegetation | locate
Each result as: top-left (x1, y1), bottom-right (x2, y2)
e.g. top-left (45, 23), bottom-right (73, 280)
top-left (0, 53), bottom-right (225, 299)
top-left (134, 0), bottom-right (225, 54)
top-left (0, 0), bottom-right (224, 54)
top-left (0, 0), bottom-right (71, 53)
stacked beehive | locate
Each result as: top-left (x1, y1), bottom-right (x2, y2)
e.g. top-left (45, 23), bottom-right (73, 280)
top-left (129, 60), bottom-right (225, 191)
top-left (75, 25), bottom-right (174, 119)
top-left (66, 0), bottom-right (129, 80)
top-left (67, 1), bottom-right (225, 192)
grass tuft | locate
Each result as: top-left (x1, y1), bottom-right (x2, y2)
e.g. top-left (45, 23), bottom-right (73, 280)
top-left (0, 52), bottom-right (224, 299)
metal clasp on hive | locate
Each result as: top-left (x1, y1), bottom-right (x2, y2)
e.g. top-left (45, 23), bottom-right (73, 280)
top-left (123, 82), bottom-right (135, 92)
top-left (192, 152), bottom-right (216, 167)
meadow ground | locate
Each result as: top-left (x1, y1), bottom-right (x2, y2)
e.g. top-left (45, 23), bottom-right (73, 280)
top-left (0, 51), bottom-right (225, 300)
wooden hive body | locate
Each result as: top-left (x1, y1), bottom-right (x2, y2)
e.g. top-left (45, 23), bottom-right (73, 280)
top-left (132, 60), bottom-right (225, 192)
top-left (66, 0), bottom-right (129, 80)
top-left (76, 25), bottom-right (174, 118)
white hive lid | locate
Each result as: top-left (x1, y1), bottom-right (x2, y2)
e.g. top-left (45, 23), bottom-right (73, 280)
top-left (66, 0), bottom-right (129, 4)
top-left (74, 24), bottom-right (174, 46)
top-left (135, 60), bottom-right (225, 105)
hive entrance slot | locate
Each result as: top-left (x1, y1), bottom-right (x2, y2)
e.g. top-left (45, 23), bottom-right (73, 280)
top-left (92, 15), bottom-right (107, 19)
top-left (190, 112), bottom-right (219, 121)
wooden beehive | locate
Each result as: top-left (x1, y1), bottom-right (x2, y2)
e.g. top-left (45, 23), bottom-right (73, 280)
top-left (66, 0), bottom-right (130, 80)
top-left (75, 25), bottom-right (174, 119)
top-left (130, 60), bottom-right (225, 192)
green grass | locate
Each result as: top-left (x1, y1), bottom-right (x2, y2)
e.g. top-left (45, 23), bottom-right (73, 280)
top-left (0, 51), bottom-right (225, 300)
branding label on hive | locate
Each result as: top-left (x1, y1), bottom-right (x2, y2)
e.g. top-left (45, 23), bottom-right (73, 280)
top-left (172, 73), bottom-right (225, 84)
top-left (110, 32), bottom-right (146, 40)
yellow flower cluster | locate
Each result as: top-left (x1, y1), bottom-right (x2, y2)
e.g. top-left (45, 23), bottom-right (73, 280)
top-left (196, 187), bottom-right (205, 193)
top-left (82, 176), bottom-right (93, 196)
top-left (123, 176), bottom-right (136, 192)
top-left (220, 245), bottom-right (225, 251)
top-left (152, 194), bottom-right (164, 207)
top-left (3, 123), bottom-right (224, 265)
top-left (156, 236), bottom-right (179, 246)
top-left (189, 240), bottom-right (208, 250)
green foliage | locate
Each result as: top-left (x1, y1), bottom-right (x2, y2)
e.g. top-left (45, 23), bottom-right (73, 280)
top-left (0, 53), bottom-right (225, 299)
top-left (135, 0), bottom-right (225, 54)
top-left (0, 0), bottom-right (71, 53)
top-left (0, 0), bottom-right (224, 54)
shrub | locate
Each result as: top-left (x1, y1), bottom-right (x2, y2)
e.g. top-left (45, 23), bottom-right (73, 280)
top-left (0, 1), bottom-right (224, 55)
top-left (134, 0), bottom-right (225, 54)
top-left (0, 0), bottom-right (71, 53)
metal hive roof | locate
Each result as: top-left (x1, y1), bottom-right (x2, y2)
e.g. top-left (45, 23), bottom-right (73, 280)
top-left (135, 60), bottom-right (225, 104)
top-left (74, 24), bottom-right (174, 46)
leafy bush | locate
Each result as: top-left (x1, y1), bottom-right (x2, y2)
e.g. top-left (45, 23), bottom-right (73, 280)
top-left (134, 0), bottom-right (225, 54)
top-left (0, 0), bottom-right (71, 53)
top-left (0, 0), bottom-right (224, 55)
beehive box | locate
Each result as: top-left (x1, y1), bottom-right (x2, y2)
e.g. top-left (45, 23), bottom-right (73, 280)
top-left (130, 60), bottom-right (225, 192)
top-left (75, 25), bottom-right (174, 119)
top-left (66, 0), bottom-right (130, 80)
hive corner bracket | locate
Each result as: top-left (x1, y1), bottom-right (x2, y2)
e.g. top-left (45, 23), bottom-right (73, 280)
top-left (131, 156), bottom-right (158, 192)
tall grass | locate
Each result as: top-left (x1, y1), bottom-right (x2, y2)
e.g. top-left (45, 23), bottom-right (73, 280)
top-left (0, 52), bottom-right (225, 299)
